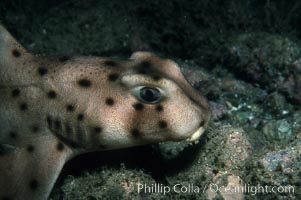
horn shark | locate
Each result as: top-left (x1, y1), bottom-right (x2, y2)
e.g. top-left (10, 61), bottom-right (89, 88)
top-left (0, 25), bottom-right (211, 200)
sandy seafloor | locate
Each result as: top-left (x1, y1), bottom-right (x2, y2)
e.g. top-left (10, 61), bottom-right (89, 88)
top-left (0, 0), bottom-right (300, 199)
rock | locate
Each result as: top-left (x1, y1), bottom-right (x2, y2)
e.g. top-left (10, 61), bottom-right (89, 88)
top-left (262, 119), bottom-right (293, 141)
top-left (209, 101), bottom-right (228, 121)
top-left (218, 126), bottom-right (253, 169)
top-left (260, 139), bottom-right (301, 173)
top-left (243, 133), bottom-right (301, 199)
top-left (225, 33), bottom-right (301, 105)
top-left (207, 175), bottom-right (244, 200)
top-left (264, 92), bottom-right (291, 117)
top-left (154, 140), bottom-right (191, 160)
top-left (204, 126), bottom-right (252, 200)
top-left (50, 165), bottom-right (157, 200)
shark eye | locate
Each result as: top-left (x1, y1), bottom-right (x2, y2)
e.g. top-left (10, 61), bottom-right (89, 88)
top-left (136, 87), bottom-right (162, 104)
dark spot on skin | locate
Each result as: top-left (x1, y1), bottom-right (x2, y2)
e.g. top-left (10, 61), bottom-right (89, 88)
top-left (11, 89), bottom-right (20, 97)
top-left (135, 61), bottom-right (158, 76)
top-left (158, 120), bottom-right (167, 129)
top-left (38, 67), bottom-right (48, 76)
top-left (48, 90), bottom-right (57, 99)
top-left (156, 105), bottom-right (163, 112)
top-left (66, 104), bottom-right (75, 112)
top-left (137, 68), bottom-right (147, 74)
top-left (105, 98), bottom-right (114, 106)
top-left (77, 79), bottom-right (91, 88)
top-left (54, 120), bottom-right (61, 130)
top-left (77, 114), bottom-right (84, 121)
top-left (133, 103), bottom-right (144, 111)
top-left (140, 61), bottom-right (151, 68)
top-left (58, 55), bottom-right (70, 62)
top-left (108, 73), bottom-right (119, 82)
top-left (135, 62), bottom-right (151, 74)
top-left (9, 131), bottom-right (17, 139)
top-left (20, 103), bottom-right (28, 111)
top-left (29, 179), bottom-right (38, 190)
top-left (2, 196), bottom-right (11, 200)
top-left (26, 145), bottom-right (34, 153)
top-left (12, 49), bottom-right (21, 57)
top-left (104, 60), bottom-right (117, 67)
top-left (56, 142), bottom-right (64, 151)
top-left (31, 125), bottom-right (39, 133)
top-left (94, 126), bottom-right (102, 134)
top-left (152, 75), bottom-right (161, 81)
top-left (200, 120), bottom-right (205, 127)
top-left (131, 128), bottom-right (141, 138)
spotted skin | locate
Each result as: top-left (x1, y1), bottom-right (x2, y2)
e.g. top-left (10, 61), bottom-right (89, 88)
top-left (0, 25), bottom-right (211, 200)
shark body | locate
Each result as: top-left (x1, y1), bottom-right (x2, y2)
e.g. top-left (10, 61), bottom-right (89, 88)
top-left (0, 25), bottom-right (210, 200)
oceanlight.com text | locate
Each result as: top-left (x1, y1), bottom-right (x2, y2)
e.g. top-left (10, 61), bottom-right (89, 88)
top-left (137, 183), bottom-right (295, 196)
top-left (206, 183), bottom-right (295, 196)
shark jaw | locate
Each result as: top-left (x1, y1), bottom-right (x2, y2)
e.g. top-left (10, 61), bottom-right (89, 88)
top-left (187, 126), bottom-right (205, 142)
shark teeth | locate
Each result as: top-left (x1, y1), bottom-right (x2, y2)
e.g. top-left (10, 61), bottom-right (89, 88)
top-left (187, 127), bottom-right (205, 142)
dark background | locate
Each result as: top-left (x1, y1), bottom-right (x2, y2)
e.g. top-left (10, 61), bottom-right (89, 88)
top-left (1, 0), bottom-right (301, 65)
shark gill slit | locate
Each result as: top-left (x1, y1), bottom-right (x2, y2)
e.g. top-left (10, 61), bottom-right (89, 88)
top-left (46, 115), bottom-right (81, 148)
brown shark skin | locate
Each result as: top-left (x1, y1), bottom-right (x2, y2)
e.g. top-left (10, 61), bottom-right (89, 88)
top-left (0, 25), bottom-right (211, 200)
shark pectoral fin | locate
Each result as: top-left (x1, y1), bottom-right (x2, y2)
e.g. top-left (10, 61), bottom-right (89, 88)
top-left (0, 135), bottom-right (73, 200)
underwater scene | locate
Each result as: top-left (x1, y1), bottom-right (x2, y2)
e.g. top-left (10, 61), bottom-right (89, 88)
top-left (0, 0), bottom-right (300, 199)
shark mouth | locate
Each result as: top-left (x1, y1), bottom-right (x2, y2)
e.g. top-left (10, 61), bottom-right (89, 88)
top-left (187, 126), bottom-right (205, 142)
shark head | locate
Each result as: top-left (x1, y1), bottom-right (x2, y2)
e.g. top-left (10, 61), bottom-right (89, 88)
top-left (44, 52), bottom-right (211, 151)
